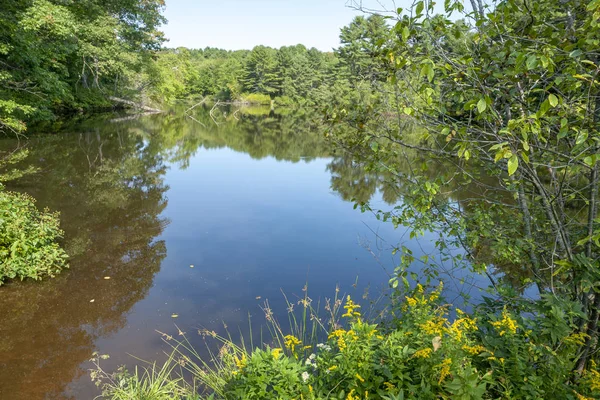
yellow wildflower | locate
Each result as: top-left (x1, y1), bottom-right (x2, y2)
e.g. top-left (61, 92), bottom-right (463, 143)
top-left (235, 354), bottom-right (247, 369)
top-left (429, 282), bottom-right (443, 301)
top-left (461, 344), bottom-right (486, 355)
top-left (413, 348), bottom-right (433, 359)
top-left (329, 329), bottom-right (349, 351)
top-left (384, 382), bottom-right (395, 390)
top-left (355, 373), bottom-right (365, 383)
top-left (420, 319), bottom-right (445, 336)
top-left (272, 348), bottom-right (282, 358)
top-left (447, 312), bottom-right (478, 342)
top-left (491, 308), bottom-right (518, 336)
top-left (405, 296), bottom-right (417, 307)
top-left (564, 332), bottom-right (589, 346)
top-left (438, 358), bottom-right (452, 384)
top-left (328, 365), bottom-right (338, 371)
top-left (329, 329), bottom-right (345, 339)
top-left (582, 363), bottom-right (600, 392)
top-left (346, 389), bottom-right (360, 400)
top-left (342, 296), bottom-right (362, 319)
top-left (303, 345), bottom-right (312, 350)
top-left (284, 335), bottom-right (302, 352)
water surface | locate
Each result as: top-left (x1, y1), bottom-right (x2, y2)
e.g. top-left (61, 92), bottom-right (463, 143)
top-left (0, 108), bottom-right (417, 399)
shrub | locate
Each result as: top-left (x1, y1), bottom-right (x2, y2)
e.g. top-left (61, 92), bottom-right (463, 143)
top-left (240, 93), bottom-right (272, 105)
top-left (0, 187), bottom-right (68, 283)
top-left (273, 96), bottom-right (296, 107)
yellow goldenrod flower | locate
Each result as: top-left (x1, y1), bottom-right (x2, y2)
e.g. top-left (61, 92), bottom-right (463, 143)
top-left (235, 354), bottom-right (247, 369)
top-left (413, 348), bottom-right (433, 359)
top-left (355, 373), bottom-right (365, 383)
top-left (342, 296), bottom-right (362, 319)
top-left (284, 335), bottom-right (302, 353)
top-left (420, 319), bottom-right (445, 336)
top-left (438, 358), bottom-right (452, 384)
top-left (328, 329), bottom-right (345, 339)
top-left (272, 348), bottom-right (282, 358)
top-left (461, 344), bottom-right (486, 355)
top-left (346, 389), bottom-right (359, 400)
top-left (384, 382), bottom-right (395, 390)
top-left (575, 393), bottom-right (595, 400)
top-left (328, 365), bottom-right (338, 371)
top-left (491, 308), bottom-right (518, 336)
top-left (582, 364), bottom-right (600, 392)
top-left (564, 332), bottom-right (589, 346)
top-left (405, 296), bottom-right (417, 307)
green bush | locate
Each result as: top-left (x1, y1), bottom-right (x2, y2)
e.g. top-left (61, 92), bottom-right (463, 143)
top-left (240, 93), bottom-right (272, 105)
top-left (0, 187), bottom-right (68, 283)
top-left (273, 96), bottom-right (296, 107)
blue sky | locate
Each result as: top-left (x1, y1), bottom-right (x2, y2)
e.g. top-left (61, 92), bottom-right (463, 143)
top-left (161, 0), bottom-right (389, 51)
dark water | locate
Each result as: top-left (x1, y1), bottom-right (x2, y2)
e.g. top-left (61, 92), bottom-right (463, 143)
top-left (0, 107), bottom-right (486, 399)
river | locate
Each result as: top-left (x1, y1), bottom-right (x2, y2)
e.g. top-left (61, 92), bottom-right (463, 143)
top-left (0, 106), bottom-right (488, 399)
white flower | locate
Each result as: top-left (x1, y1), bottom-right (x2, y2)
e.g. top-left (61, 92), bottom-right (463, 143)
top-left (301, 371), bottom-right (310, 382)
top-left (317, 343), bottom-right (331, 351)
top-left (308, 353), bottom-right (316, 360)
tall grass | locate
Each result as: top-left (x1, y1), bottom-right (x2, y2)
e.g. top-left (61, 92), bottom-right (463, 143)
top-left (91, 283), bottom-right (384, 399)
top-left (90, 352), bottom-right (196, 400)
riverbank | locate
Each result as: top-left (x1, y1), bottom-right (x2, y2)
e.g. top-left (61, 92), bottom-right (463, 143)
top-left (91, 284), bottom-right (600, 399)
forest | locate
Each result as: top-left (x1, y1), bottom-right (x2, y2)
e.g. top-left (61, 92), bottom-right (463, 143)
top-left (3, 0), bottom-right (600, 399)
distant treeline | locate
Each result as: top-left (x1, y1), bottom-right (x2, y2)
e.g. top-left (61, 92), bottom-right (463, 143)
top-left (151, 15), bottom-right (390, 106)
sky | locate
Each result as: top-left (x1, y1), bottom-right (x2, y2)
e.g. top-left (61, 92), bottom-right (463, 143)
top-left (161, 0), bottom-right (395, 51)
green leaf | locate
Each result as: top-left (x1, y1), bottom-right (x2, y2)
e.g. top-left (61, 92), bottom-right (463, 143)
top-left (538, 99), bottom-right (550, 117)
top-left (508, 155), bottom-right (518, 176)
top-left (584, 156), bottom-right (594, 167)
top-left (548, 94), bottom-right (558, 107)
top-left (477, 98), bottom-right (487, 113)
top-left (402, 26), bottom-right (410, 42)
top-left (526, 55), bottom-right (538, 70)
top-left (570, 49), bottom-right (583, 58)
top-left (576, 131), bottom-right (589, 145)
top-left (416, 1), bottom-right (424, 16)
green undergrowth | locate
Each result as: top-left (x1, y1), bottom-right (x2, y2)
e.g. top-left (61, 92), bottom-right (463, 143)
top-left (0, 188), bottom-right (69, 283)
top-left (0, 150), bottom-right (69, 284)
top-left (91, 284), bottom-right (600, 400)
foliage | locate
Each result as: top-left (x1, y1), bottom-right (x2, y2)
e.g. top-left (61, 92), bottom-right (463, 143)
top-left (0, 149), bottom-right (68, 284)
top-left (93, 285), bottom-right (600, 399)
top-left (327, 0), bottom-right (600, 373)
top-left (0, 0), bottom-right (166, 133)
top-left (0, 188), bottom-right (68, 284)
top-left (240, 93), bottom-right (272, 106)
top-left (90, 353), bottom-right (198, 400)
top-left (151, 41), bottom-right (345, 105)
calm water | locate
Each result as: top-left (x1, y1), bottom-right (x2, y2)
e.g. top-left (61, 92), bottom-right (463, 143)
top-left (0, 107), bottom-right (486, 399)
